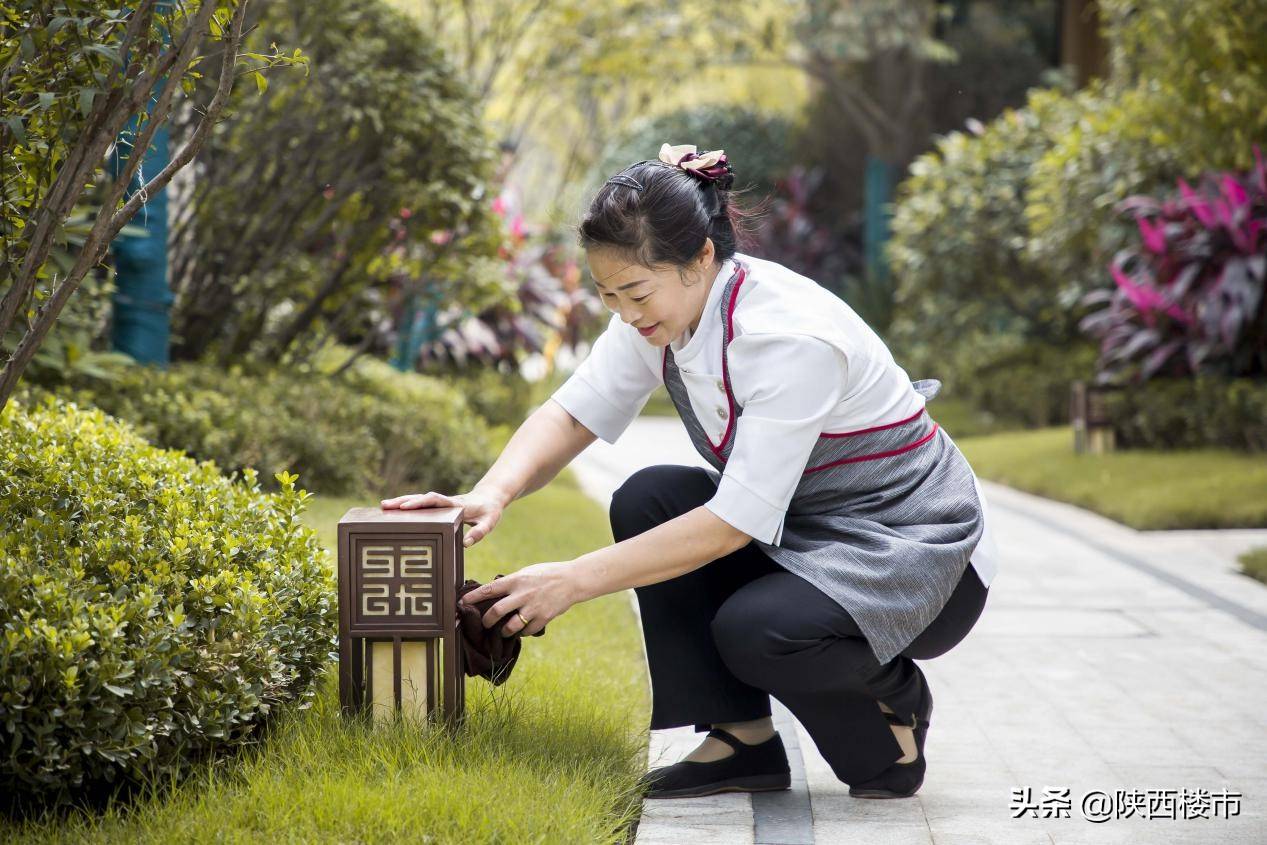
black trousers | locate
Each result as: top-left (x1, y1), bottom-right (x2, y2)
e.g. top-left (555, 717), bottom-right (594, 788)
top-left (610, 464), bottom-right (990, 785)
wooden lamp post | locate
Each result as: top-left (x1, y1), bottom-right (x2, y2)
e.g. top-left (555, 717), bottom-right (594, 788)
top-left (337, 505), bottom-right (465, 728)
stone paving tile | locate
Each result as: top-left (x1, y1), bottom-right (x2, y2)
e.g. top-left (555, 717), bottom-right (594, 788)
top-left (928, 833), bottom-right (1056, 845)
top-left (810, 820), bottom-right (935, 843)
top-left (632, 789), bottom-right (754, 841)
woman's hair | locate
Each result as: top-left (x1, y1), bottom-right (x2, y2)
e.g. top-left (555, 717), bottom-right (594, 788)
top-left (577, 156), bottom-right (761, 283)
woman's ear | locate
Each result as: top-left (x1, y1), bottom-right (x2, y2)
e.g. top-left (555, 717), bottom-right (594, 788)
top-left (697, 237), bottom-right (715, 270)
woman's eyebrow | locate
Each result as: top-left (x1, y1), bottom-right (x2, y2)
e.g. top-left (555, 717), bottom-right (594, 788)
top-left (594, 278), bottom-right (650, 291)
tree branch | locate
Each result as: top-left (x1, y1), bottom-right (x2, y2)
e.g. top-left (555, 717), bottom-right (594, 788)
top-left (0, 0), bottom-right (244, 409)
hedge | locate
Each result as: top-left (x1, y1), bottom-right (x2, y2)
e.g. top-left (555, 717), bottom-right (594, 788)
top-left (1106, 377), bottom-right (1267, 452)
top-left (42, 356), bottom-right (495, 500)
top-left (0, 394), bottom-right (336, 808)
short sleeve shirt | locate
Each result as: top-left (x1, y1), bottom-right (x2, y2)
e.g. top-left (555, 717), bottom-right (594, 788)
top-left (549, 253), bottom-right (999, 585)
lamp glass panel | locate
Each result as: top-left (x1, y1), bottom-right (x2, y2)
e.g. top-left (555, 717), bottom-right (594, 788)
top-left (370, 640), bottom-right (432, 724)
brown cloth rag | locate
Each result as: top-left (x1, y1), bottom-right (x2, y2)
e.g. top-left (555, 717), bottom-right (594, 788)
top-left (455, 574), bottom-right (546, 685)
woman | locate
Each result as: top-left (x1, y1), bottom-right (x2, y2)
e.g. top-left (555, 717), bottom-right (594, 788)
top-left (382, 143), bottom-right (1000, 800)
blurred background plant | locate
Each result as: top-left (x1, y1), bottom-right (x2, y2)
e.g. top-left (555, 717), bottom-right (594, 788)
top-left (1079, 154), bottom-right (1267, 384)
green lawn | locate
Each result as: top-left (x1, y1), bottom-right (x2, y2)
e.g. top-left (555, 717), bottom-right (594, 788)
top-left (955, 426), bottom-right (1267, 530)
top-left (9, 471), bottom-right (650, 844)
top-left (1239, 547), bottom-right (1267, 585)
top-left (640, 386), bottom-right (676, 418)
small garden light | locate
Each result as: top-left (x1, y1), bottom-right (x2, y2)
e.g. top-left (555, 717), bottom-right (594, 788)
top-left (337, 506), bottom-right (466, 727)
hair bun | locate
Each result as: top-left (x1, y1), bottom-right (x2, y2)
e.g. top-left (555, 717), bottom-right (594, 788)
top-left (658, 142), bottom-right (734, 190)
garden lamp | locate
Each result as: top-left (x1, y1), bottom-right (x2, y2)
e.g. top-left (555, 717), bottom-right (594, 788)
top-left (337, 506), bottom-right (466, 727)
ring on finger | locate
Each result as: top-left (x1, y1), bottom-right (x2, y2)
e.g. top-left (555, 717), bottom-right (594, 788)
top-left (516, 610), bottom-right (530, 628)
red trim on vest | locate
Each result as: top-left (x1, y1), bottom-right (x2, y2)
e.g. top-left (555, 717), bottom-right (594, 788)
top-left (819, 406), bottom-right (926, 439)
top-left (709, 264), bottom-right (747, 459)
top-left (803, 423), bottom-right (940, 475)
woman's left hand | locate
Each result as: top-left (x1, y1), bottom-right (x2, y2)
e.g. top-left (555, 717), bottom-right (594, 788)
top-left (469, 561), bottom-right (580, 637)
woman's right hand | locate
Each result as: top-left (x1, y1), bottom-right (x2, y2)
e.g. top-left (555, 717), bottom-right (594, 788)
top-left (379, 489), bottom-right (505, 548)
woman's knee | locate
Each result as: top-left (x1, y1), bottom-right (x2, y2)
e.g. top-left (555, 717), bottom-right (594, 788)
top-left (711, 575), bottom-right (883, 692)
top-left (709, 586), bottom-right (786, 686)
top-left (609, 464), bottom-right (713, 541)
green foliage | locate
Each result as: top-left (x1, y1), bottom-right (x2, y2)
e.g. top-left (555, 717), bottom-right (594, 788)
top-left (1025, 0), bottom-right (1267, 296)
top-left (1104, 377), bottom-right (1267, 452)
top-left (1239, 546), bottom-right (1267, 586)
top-left (1, 1), bottom-right (302, 401)
top-left (6, 483), bottom-right (650, 842)
top-left (169, 0), bottom-right (504, 364)
top-left (37, 356), bottom-right (495, 501)
top-left (888, 87), bottom-right (1099, 429)
top-left (439, 364), bottom-right (537, 427)
top-left (1, 180), bottom-right (145, 384)
top-left (595, 106), bottom-right (796, 202)
top-left (0, 394), bottom-right (336, 806)
top-left (889, 87), bottom-right (1085, 347)
top-left (0, 2), bottom-right (189, 285)
top-left (898, 332), bottom-right (1097, 429)
top-left (889, 0), bottom-right (1267, 431)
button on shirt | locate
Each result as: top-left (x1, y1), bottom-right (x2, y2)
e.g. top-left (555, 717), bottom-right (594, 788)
top-left (550, 253), bottom-right (999, 586)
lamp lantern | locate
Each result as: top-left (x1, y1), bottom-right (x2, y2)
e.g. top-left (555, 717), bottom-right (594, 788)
top-left (337, 506), bottom-right (465, 727)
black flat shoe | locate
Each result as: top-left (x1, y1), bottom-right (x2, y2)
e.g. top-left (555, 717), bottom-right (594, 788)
top-left (848, 710), bottom-right (929, 798)
top-left (639, 728), bottom-right (792, 799)
top-left (850, 672), bottom-right (935, 799)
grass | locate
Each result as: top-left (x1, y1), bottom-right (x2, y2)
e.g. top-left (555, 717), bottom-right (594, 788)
top-left (7, 470), bottom-right (651, 844)
top-left (955, 426), bottom-right (1267, 530)
top-left (640, 386), bottom-right (676, 418)
top-left (1239, 547), bottom-right (1267, 585)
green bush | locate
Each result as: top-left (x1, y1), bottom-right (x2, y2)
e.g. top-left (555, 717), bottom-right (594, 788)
top-left (889, 87), bottom-right (1084, 348)
top-left (168, 0), bottom-right (503, 365)
top-left (898, 332), bottom-right (1096, 429)
top-left (888, 88), bottom-right (1099, 430)
top-left (435, 363), bottom-right (536, 428)
top-left (889, 0), bottom-right (1267, 431)
top-left (0, 394), bottom-right (336, 807)
top-left (1105, 378), bottom-right (1267, 452)
top-left (44, 356), bottom-right (494, 500)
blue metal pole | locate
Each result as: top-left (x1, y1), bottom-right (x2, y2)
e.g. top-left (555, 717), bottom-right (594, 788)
top-left (108, 1), bottom-right (175, 367)
top-left (863, 155), bottom-right (894, 286)
top-left (392, 292), bottom-right (420, 371)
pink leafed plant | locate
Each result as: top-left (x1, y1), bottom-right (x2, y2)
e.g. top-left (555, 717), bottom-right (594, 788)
top-left (1079, 146), bottom-right (1267, 383)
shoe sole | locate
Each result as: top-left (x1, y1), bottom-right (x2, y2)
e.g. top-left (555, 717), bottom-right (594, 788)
top-left (848, 786), bottom-right (920, 799)
top-left (645, 772), bottom-right (792, 799)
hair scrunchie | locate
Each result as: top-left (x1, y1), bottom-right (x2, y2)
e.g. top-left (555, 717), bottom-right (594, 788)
top-left (658, 143), bottom-right (734, 190)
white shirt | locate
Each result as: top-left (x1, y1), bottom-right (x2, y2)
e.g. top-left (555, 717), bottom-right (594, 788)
top-left (550, 252), bottom-right (999, 587)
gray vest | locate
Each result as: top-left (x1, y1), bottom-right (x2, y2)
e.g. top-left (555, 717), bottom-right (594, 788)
top-left (661, 260), bottom-right (984, 665)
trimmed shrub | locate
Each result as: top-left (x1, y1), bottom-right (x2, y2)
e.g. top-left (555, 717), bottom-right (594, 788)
top-left (1105, 377), bottom-right (1267, 452)
top-left (440, 364), bottom-right (536, 428)
top-left (45, 357), bottom-right (494, 500)
top-left (888, 88), bottom-right (1098, 430)
top-left (0, 394), bottom-right (336, 807)
top-left (898, 331), bottom-right (1096, 430)
top-left (889, 87), bottom-right (1085, 347)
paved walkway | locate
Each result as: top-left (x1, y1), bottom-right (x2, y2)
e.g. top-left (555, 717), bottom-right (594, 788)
top-left (565, 415), bottom-right (1267, 845)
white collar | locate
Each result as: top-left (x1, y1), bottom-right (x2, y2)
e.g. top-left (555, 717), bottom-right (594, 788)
top-left (669, 256), bottom-right (737, 355)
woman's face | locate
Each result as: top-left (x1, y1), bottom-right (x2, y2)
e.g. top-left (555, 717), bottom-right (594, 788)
top-left (586, 242), bottom-right (719, 347)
